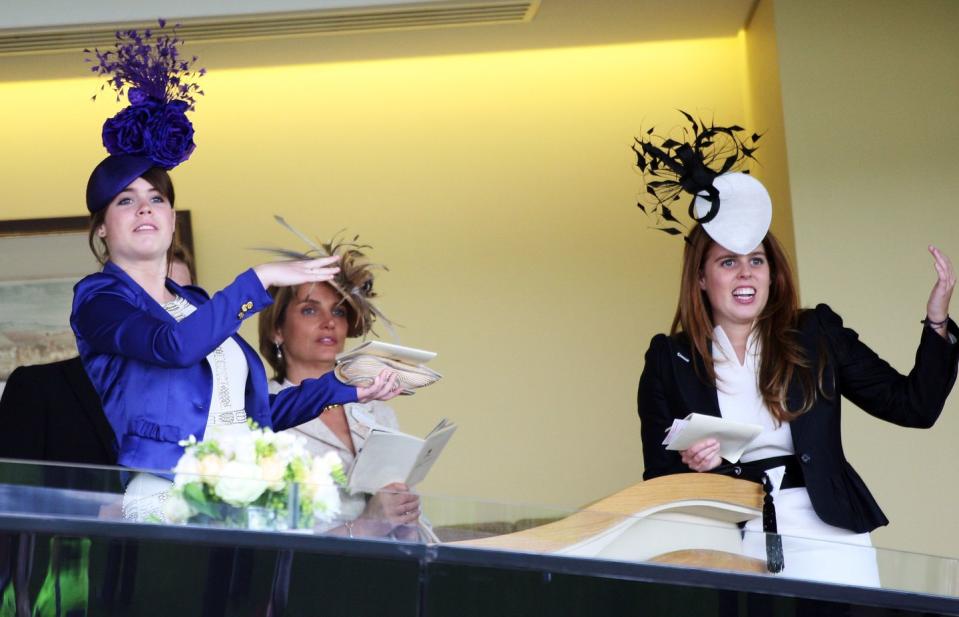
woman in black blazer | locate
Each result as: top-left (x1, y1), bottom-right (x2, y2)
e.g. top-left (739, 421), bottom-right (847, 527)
top-left (639, 225), bottom-right (959, 513)
top-left (638, 225), bottom-right (957, 585)
top-left (632, 115), bottom-right (958, 585)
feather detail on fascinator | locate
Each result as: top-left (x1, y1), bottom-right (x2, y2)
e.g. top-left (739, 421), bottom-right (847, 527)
top-left (85, 19), bottom-right (204, 169)
top-left (256, 216), bottom-right (397, 340)
top-left (84, 20), bottom-right (205, 213)
top-left (632, 110), bottom-right (771, 254)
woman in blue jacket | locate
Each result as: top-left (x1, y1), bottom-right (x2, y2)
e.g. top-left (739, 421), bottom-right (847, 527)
top-left (71, 155), bottom-right (400, 521)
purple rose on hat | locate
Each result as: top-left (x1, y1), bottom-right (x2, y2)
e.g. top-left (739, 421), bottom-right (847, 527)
top-left (87, 21), bottom-right (204, 175)
top-left (101, 98), bottom-right (162, 157)
top-left (145, 100), bottom-right (196, 168)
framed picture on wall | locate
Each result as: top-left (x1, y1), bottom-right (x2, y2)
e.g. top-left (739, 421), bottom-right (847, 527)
top-left (0, 212), bottom-right (194, 390)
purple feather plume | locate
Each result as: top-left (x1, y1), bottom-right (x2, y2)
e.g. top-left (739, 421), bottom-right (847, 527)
top-left (86, 20), bottom-right (204, 168)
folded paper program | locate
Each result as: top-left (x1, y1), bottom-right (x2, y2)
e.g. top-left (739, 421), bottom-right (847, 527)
top-left (662, 413), bottom-right (761, 463)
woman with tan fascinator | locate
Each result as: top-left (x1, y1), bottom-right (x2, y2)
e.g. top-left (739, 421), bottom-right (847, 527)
top-left (258, 237), bottom-right (428, 540)
top-left (634, 113), bottom-right (958, 586)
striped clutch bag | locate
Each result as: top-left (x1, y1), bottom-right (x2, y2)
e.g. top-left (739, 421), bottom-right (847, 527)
top-left (334, 355), bottom-right (442, 394)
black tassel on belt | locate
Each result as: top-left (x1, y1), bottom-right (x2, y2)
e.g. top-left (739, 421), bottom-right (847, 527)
top-left (761, 474), bottom-right (784, 573)
top-left (712, 455), bottom-right (803, 573)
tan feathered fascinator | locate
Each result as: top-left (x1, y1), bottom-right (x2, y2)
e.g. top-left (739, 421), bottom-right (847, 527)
top-left (257, 216), bottom-right (396, 339)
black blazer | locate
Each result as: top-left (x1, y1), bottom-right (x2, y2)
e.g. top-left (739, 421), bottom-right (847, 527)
top-left (0, 357), bottom-right (117, 465)
top-left (637, 304), bottom-right (959, 533)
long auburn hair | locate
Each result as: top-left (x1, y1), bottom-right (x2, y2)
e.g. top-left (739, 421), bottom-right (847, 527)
top-left (671, 225), bottom-right (822, 422)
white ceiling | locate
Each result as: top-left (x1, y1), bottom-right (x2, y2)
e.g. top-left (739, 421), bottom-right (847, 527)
top-left (0, 0), bottom-right (756, 82)
top-left (2, 0), bottom-right (445, 29)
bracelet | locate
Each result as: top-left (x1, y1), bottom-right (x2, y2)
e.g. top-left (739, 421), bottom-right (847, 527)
top-left (922, 315), bottom-right (949, 328)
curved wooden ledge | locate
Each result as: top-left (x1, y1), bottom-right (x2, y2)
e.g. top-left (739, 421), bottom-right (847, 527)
top-left (649, 549), bottom-right (767, 574)
top-left (448, 474), bottom-right (763, 556)
top-left (582, 473), bottom-right (763, 517)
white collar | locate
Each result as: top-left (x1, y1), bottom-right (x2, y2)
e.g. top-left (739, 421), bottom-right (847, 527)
top-left (712, 325), bottom-right (761, 368)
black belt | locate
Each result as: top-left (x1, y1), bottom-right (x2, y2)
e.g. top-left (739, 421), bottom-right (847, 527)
top-left (711, 455), bottom-right (805, 573)
top-left (713, 455), bottom-right (805, 489)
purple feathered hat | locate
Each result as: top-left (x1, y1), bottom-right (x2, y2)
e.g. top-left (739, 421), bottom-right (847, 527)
top-left (84, 20), bottom-right (204, 213)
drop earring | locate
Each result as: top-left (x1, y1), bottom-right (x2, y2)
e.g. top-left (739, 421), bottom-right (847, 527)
top-left (274, 341), bottom-right (283, 361)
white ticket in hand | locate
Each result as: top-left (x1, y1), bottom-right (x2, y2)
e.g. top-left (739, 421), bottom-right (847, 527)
top-left (662, 413), bottom-right (762, 463)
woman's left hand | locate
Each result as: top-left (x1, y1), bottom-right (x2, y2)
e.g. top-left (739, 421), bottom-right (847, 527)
top-left (361, 483), bottom-right (421, 530)
top-left (357, 369), bottom-right (402, 402)
top-left (680, 438), bottom-right (722, 472)
top-left (252, 256), bottom-right (341, 289)
top-left (926, 246), bottom-right (956, 335)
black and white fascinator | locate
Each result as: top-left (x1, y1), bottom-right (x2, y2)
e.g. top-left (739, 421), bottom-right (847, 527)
top-left (632, 111), bottom-right (771, 254)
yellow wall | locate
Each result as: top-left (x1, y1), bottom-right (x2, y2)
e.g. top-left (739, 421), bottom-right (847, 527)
top-left (0, 38), bottom-right (748, 511)
top-left (772, 0), bottom-right (959, 557)
top-left (5, 1), bottom-right (955, 560)
top-left (5, 0), bottom-right (955, 562)
top-left (742, 0), bottom-right (796, 263)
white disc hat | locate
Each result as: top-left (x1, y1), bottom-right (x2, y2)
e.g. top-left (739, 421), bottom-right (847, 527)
top-left (693, 172), bottom-right (771, 255)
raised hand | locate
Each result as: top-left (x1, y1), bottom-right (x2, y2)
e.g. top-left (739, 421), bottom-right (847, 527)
top-left (253, 255), bottom-right (341, 289)
top-left (926, 246), bottom-right (956, 337)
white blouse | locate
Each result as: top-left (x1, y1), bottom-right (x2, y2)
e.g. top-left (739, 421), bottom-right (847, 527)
top-left (712, 325), bottom-right (793, 462)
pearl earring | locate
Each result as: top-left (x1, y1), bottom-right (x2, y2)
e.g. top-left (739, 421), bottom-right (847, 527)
top-left (274, 342), bottom-right (283, 361)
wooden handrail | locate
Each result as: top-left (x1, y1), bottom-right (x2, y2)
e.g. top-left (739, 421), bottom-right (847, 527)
top-left (449, 474), bottom-right (763, 556)
top-left (582, 474), bottom-right (762, 516)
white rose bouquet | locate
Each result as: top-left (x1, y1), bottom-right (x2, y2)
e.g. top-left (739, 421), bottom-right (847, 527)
top-left (163, 423), bottom-right (346, 530)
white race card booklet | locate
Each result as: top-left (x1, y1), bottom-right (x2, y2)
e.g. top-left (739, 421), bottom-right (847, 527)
top-left (347, 418), bottom-right (456, 493)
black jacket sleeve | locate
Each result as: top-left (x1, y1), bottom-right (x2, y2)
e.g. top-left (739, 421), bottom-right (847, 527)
top-left (637, 334), bottom-right (691, 480)
top-left (814, 303), bottom-right (959, 428)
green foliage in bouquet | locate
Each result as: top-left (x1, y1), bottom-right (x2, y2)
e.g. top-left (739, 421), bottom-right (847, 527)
top-left (163, 421), bottom-right (345, 530)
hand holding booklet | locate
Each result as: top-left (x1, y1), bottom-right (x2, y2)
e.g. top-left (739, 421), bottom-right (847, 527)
top-left (662, 413), bottom-right (761, 463)
top-left (348, 418), bottom-right (457, 493)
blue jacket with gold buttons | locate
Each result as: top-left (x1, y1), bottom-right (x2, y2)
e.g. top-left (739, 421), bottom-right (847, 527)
top-left (71, 261), bottom-right (358, 474)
